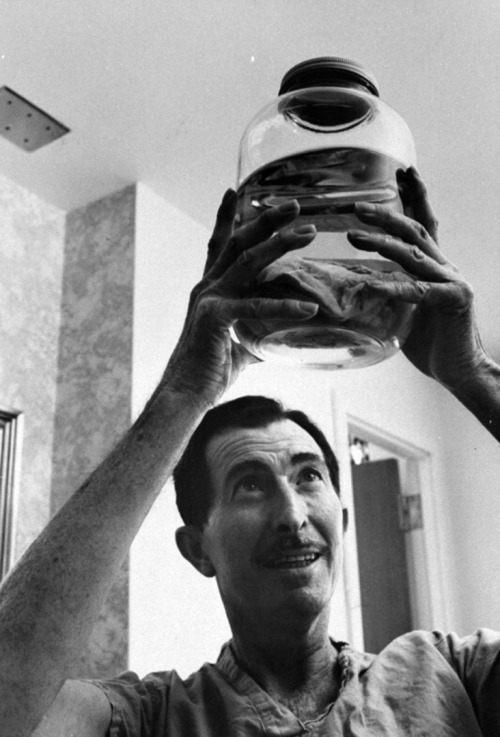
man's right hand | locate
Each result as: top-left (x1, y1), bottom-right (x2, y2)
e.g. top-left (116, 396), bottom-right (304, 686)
top-left (164, 189), bottom-right (318, 405)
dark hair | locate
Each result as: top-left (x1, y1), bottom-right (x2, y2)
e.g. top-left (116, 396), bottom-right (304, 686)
top-left (173, 395), bottom-right (340, 528)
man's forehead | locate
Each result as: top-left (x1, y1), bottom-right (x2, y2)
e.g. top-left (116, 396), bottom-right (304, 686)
top-left (205, 419), bottom-right (325, 476)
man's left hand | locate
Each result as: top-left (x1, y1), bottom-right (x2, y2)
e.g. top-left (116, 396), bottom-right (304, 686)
top-left (346, 167), bottom-right (489, 392)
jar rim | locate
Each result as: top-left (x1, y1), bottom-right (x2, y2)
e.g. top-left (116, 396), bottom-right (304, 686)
top-left (279, 57), bottom-right (379, 98)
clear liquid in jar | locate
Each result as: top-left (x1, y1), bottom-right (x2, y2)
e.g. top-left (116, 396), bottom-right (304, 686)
top-left (237, 146), bottom-right (405, 260)
top-left (234, 148), bottom-right (413, 368)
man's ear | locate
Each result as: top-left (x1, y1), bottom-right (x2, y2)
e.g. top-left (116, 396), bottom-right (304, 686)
top-left (342, 508), bottom-right (349, 533)
top-left (175, 525), bottom-right (216, 578)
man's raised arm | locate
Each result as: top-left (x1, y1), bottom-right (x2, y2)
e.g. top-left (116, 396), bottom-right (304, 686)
top-left (0, 190), bottom-right (318, 737)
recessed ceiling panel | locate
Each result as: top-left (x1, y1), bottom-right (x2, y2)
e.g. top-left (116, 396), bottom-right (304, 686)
top-left (0, 87), bottom-right (70, 152)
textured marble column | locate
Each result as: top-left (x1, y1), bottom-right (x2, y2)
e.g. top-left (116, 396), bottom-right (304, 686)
top-left (51, 185), bottom-right (136, 678)
top-left (0, 176), bottom-right (65, 563)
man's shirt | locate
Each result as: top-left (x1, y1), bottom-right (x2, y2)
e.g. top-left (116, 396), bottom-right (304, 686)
top-left (91, 629), bottom-right (500, 736)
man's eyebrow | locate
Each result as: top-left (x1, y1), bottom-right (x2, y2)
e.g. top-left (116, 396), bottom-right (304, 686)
top-left (290, 452), bottom-right (326, 467)
top-left (224, 453), bottom-right (327, 484)
top-left (225, 459), bottom-right (269, 481)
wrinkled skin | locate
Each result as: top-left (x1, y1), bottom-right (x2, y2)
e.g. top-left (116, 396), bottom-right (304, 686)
top-left (165, 193), bottom-right (319, 405)
top-left (168, 169), bottom-right (489, 406)
top-left (347, 167), bottom-right (489, 392)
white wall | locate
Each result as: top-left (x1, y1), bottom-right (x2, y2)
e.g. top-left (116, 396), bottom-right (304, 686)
top-left (130, 184), bottom-right (233, 677)
top-left (435, 389), bottom-right (500, 634)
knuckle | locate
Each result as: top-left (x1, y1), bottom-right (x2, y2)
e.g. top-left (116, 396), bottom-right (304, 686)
top-left (189, 279), bottom-right (215, 306)
top-left (415, 281), bottom-right (431, 297)
top-left (410, 245), bottom-right (425, 260)
top-left (224, 234), bottom-right (238, 251)
top-left (249, 300), bottom-right (268, 319)
top-left (236, 248), bottom-right (254, 268)
top-left (198, 290), bottom-right (224, 317)
top-left (389, 282), bottom-right (407, 299)
top-left (428, 216), bottom-right (439, 234)
top-left (206, 235), bottom-right (220, 255)
top-left (413, 222), bottom-right (429, 240)
top-left (190, 282), bottom-right (206, 300)
top-left (380, 233), bottom-right (394, 248)
top-left (457, 280), bottom-right (475, 303)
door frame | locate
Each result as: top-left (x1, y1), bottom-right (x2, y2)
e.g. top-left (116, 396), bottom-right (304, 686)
top-left (331, 396), bottom-right (450, 650)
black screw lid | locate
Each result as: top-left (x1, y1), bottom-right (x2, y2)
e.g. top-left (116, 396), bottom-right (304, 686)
top-left (279, 57), bottom-right (379, 97)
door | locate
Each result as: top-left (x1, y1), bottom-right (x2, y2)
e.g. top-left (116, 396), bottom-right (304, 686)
top-left (351, 458), bottom-right (413, 653)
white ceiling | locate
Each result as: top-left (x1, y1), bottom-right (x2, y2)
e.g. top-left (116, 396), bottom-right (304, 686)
top-left (2, 0), bottom-right (500, 245)
top-left (3, 0), bottom-right (337, 227)
top-left (0, 2), bottom-right (469, 223)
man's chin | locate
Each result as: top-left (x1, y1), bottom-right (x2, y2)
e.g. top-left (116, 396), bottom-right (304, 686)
top-left (264, 581), bottom-right (333, 622)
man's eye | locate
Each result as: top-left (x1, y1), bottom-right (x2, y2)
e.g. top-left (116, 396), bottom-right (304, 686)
top-left (297, 467), bottom-right (323, 485)
top-left (235, 476), bottom-right (265, 495)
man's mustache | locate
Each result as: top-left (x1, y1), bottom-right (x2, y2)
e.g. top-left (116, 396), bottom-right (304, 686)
top-left (257, 535), bottom-right (327, 565)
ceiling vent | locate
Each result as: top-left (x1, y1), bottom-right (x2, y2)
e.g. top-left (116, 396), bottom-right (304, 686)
top-left (0, 87), bottom-right (70, 152)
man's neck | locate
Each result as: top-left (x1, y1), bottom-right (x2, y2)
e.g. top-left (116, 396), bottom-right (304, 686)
top-left (230, 618), bottom-right (341, 720)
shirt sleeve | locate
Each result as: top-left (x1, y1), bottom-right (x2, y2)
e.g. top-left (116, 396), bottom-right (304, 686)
top-left (435, 628), bottom-right (500, 737)
top-left (89, 670), bottom-right (173, 737)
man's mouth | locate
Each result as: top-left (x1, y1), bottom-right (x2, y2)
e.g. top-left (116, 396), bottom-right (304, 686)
top-left (264, 550), bottom-right (322, 569)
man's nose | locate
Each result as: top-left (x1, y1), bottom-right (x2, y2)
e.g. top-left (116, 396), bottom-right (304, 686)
top-left (272, 483), bottom-right (308, 533)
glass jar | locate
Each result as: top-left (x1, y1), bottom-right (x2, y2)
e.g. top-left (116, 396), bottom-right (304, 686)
top-left (233, 57), bottom-right (417, 369)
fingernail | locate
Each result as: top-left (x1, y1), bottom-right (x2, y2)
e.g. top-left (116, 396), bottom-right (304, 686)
top-left (297, 301), bottom-right (319, 315)
top-left (348, 229), bottom-right (371, 239)
top-left (292, 224), bottom-right (316, 236)
top-left (356, 202), bottom-right (376, 213)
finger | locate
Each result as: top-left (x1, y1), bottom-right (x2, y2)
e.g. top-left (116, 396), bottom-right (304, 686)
top-left (205, 189), bottom-right (238, 276)
top-left (396, 168), bottom-right (413, 216)
top-left (363, 278), bottom-right (472, 311)
top-left (398, 168), bottom-right (439, 242)
top-left (353, 201), bottom-right (446, 265)
top-left (221, 224), bottom-right (317, 288)
top-left (208, 200), bottom-right (301, 279)
top-left (347, 229), bottom-right (452, 280)
top-left (219, 296), bottom-right (320, 324)
top-left (236, 199), bottom-right (300, 247)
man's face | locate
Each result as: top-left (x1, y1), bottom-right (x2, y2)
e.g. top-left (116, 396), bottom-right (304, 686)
top-left (200, 419), bottom-right (345, 630)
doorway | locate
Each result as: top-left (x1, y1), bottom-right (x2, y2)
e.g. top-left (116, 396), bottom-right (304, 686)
top-left (351, 454), bottom-right (413, 652)
top-left (346, 419), bottom-right (432, 653)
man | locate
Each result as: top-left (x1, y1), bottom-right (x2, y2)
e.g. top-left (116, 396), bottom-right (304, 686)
top-left (0, 169), bottom-right (499, 736)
